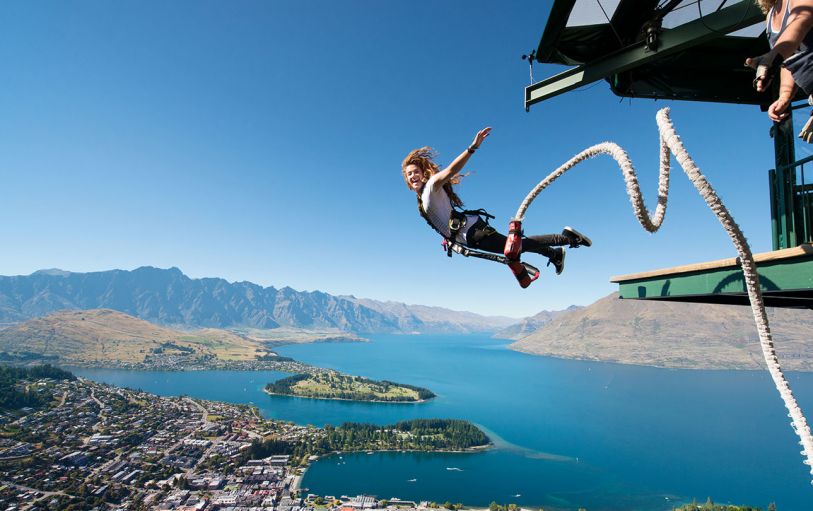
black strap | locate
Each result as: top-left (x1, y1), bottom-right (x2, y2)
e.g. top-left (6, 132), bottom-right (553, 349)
top-left (461, 208), bottom-right (494, 223)
top-left (416, 195), bottom-right (494, 257)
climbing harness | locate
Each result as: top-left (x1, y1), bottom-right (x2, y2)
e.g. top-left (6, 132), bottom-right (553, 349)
top-left (447, 208), bottom-right (493, 256)
top-left (509, 107), bottom-right (813, 484)
top-left (416, 196), bottom-right (541, 288)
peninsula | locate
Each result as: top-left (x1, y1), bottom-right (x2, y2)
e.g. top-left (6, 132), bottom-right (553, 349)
top-left (0, 365), bottom-right (491, 510)
top-left (265, 372), bottom-right (436, 402)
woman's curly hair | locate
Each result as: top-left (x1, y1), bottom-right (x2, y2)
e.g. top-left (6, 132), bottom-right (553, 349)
top-left (401, 146), bottom-right (464, 207)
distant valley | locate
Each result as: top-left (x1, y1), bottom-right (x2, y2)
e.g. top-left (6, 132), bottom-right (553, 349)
top-left (493, 305), bottom-right (582, 339)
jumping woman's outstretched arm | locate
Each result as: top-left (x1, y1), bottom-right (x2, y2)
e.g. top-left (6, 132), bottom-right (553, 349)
top-left (431, 127), bottom-right (491, 188)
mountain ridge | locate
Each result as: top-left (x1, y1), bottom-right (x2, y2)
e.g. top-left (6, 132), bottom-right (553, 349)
top-left (493, 304), bottom-right (582, 339)
top-left (0, 267), bottom-right (517, 334)
top-left (509, 292), bottom-right (813, 371)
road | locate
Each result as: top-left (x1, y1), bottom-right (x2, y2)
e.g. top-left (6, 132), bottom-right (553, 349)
top-left (0, 479), bottom-right (73, 510)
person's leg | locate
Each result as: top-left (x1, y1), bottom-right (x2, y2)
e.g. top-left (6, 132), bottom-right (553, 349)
top-left (527, 234), bottom-right (569, 246)
top-left (519, 237), bottom-right (556, 258)
top-left (466, 219), bottom-right (511, 254)
top-left (467, 218), bottom-right (567, 274)
top-left (467, 219), bottom-right (556, 258)
top-left (528, 227), bottom-right (592, 248)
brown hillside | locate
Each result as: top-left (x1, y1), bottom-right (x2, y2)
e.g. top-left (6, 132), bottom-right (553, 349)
top-left (510, 293), bottom-right (813, 370)
top-left (0, 309), bottom-right (269, 364)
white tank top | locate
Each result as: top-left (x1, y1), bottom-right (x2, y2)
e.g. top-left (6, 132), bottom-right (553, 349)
top-left (421, 174), bottom-right (477, 244)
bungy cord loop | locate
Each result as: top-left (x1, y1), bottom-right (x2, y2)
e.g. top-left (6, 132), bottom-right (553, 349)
top-left (513, 107), bottom-right (813, 483)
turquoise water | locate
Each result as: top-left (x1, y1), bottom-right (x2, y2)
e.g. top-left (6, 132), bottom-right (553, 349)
top-left (71, 335), bottom-right (813, 510)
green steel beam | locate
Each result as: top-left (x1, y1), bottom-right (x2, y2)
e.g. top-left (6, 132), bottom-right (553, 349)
top-left (770, 168), bottom-right (780, 250)
top-left (615, 254), bottom-right (813, 308)
top-left (771, 114), bottom-right (798, 249)
top-left (525, 2), bottom-right (764, 110)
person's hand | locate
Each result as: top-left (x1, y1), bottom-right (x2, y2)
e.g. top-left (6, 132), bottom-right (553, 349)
top-left (745, 51), bottom-right (783, 93)
top-left (471, 127), bottom-right (491, 149)
top-left (768, 96), bottom-right (792, 122)
top-left (799, 114), bottom-right (813, 143)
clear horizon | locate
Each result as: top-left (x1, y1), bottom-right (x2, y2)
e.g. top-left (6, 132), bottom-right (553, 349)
top-left (0, 1), bottom-right (799, 317)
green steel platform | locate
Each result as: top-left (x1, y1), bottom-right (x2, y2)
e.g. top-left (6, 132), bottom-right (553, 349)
top-left (529, 1), bottom-right (813, 308)
top-left (611, 245), bottom-right (813, 308)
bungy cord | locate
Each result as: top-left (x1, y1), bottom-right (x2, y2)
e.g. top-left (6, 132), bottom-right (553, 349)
top-left (513, 107), bottom-right (813, 483)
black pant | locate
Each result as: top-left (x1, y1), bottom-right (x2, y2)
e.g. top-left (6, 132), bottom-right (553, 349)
top-left (464, 218), bottom-right (568, 259)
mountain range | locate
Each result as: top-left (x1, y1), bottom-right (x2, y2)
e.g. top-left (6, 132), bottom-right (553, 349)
top-left (0, 267), bottom-right (516, 334)
top-left (5, 267), bottom-right (810, 371)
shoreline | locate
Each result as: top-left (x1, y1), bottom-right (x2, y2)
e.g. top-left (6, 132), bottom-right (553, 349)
top-left (292, 444), bottom-right (493, 498)
top-left (307, 443), bottom-right (493, 462)
top-left (504, 344), bottom-right (813, 372)
top-left (263, 388), bottom-right (432, 404)
top-left (290, 467), bottom-right (305, 494)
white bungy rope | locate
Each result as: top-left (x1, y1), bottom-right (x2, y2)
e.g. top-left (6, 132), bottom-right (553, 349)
top-left (514, 107), bottom-right (813, 483)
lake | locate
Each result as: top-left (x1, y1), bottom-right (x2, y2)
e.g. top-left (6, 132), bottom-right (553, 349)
top-left (71, 334), bottom-right (813, 510)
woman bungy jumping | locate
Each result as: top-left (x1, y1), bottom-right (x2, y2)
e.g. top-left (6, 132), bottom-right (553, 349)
top-left (401, 127), bottom-right (591, 277)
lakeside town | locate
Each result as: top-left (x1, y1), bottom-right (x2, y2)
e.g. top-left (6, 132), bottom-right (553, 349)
top-left (69, 354), bottom-right (324, 374)
top-left (0, 369), bottom-right (487, 511)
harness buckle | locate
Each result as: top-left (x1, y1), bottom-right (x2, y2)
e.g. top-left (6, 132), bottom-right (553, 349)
top-left (441, 239), bottom-right (453, 257)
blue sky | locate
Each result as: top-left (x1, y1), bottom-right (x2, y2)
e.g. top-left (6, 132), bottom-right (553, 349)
top-left (0, 1), bottom-right (798, 317)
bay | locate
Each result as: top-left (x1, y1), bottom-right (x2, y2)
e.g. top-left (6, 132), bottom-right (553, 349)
top-left (71, 334), bottom-right (813, 510)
